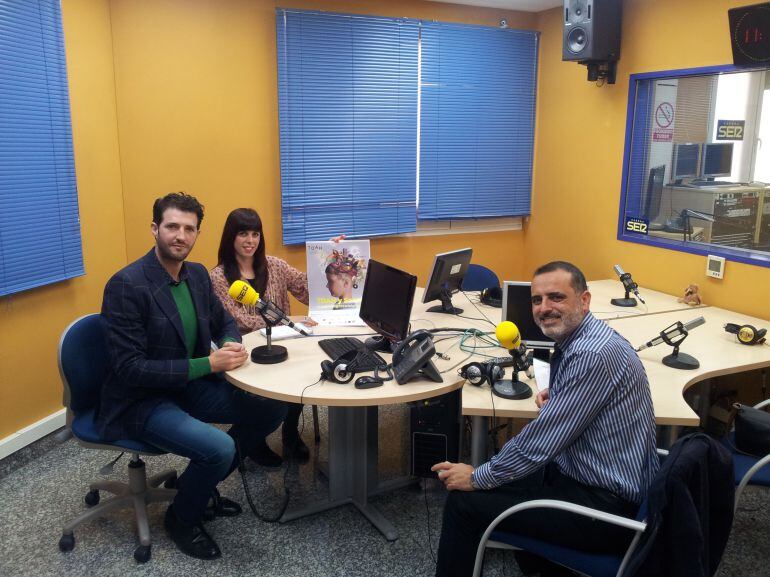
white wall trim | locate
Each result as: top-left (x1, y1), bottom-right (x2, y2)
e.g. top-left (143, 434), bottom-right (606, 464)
top-left (0, 409), bottom-right (66, 460)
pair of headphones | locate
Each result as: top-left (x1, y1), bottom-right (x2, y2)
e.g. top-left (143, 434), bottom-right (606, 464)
top-left (480, 286), bottom-right (503, 308)
top-left (320, 350), bottom-right (359, 384)
top-left (724, 323), bottom-right (767, 346)
top-left (459, 361), bottom-right (505, 386)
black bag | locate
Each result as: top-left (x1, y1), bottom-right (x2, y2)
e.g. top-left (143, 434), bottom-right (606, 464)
top-left (732, 403), bottom-right (770, 458)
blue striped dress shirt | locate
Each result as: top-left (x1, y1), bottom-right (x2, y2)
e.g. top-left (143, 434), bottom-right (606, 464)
top-left (472, 312), bottom-right (659, 504)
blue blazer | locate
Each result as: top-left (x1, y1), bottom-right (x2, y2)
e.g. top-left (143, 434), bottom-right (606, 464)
top-left (96, 249), bottom-right (240, 440)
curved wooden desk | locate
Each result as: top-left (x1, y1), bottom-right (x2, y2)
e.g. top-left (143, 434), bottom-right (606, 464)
top-left (225, 289), bottom-right (467, 541)
top-left (464, 300), bottom-right (770, 465)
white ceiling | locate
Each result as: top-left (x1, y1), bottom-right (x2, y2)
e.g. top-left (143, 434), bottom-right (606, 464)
top-left (427, 0), bottom-right (562, 12)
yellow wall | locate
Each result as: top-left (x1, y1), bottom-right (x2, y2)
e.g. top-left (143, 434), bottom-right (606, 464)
top-left (0, 0), bottom-right (125, 438)
top-left (108, 0), bottom-right (532, 293)
top-left (528, 0), bottom-right (770, 317)
top-left (1, 0), bottom-right (530, 440)
top-left (4, 0), bottom-right (770, 441)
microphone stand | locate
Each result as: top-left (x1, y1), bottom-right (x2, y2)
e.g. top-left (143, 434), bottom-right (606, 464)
top-left (250, 312), bottom-right (289, 364)
top-left (660, 321), bottom-right (699, 370)
top-left (492, 348), bottom-right (534, 400)
top-left (611, 273), bottom-right (637, 307)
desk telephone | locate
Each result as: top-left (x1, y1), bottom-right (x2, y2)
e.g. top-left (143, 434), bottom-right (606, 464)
top-left (391, 330), bottom-right (443, 385)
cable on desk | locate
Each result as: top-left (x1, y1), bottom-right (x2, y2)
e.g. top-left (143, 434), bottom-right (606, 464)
top-left (461, 290), bottom-right (496, 328)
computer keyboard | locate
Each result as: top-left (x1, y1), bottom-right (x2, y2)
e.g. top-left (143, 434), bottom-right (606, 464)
top-left (318, 337), bottom-right (388, 371)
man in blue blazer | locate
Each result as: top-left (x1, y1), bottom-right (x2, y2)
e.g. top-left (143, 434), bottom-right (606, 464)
top-left (98, 192), bottom-right (286, 560)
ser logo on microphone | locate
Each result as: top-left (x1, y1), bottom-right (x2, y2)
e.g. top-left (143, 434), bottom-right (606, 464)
top-left (235, 284), bottom-right (249, 303)
top-left (624, 217), bottom-right (648, 235)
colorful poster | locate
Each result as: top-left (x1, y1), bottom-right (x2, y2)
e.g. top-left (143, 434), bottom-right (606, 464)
top-left (306, 240), bottom-right (370, 326)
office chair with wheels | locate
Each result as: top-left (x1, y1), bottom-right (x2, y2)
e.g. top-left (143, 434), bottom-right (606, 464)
top-left (461, 264), bottom-right (500, 292)
top-left (722, 398), bottom-right (770, 510)
top-left (474, 435), bottom-right (734, 577)
top-left (57, 314), bottom-right (177, 563)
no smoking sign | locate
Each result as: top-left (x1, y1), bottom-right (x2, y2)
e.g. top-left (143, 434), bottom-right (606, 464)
top-left (655, 102), bottom-right (674, 128)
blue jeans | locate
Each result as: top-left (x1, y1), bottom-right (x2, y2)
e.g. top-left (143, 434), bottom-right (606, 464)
top-left (140, 376), bottom-right (287, 524)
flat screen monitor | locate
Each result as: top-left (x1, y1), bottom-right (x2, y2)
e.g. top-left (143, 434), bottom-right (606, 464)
top-left (701, 142), bottom-right (734, 178)
top-left (422, 248), bottom-right (473, 315)
top-left (501, 281), bottom-right (554, 350)
top-left (359, 259), bottom-right (417, 343)
top-left (672, 143), bottom-right (701, 181)
top-left (643, 165), bottom-right (666, 230)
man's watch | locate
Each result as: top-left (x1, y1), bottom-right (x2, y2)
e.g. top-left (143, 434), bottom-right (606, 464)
top-left (470, 469), bottom-right (480, 490)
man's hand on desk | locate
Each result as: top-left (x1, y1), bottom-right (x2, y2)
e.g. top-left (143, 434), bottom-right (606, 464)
top-left (431, 461), bottom-right (475, 492)
top-left (210, 342), bottom-right (248, 372)
top-left (535, 388), bottom-right (550, 409)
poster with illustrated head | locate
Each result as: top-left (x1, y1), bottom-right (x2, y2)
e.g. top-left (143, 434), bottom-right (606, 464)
top-left (305, 240), bottom-right (370, 326)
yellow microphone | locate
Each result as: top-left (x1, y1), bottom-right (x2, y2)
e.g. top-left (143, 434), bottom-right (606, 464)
top-left (228, 280), bottom-right (260, 307)
top-left (496, 320), bottom-right (534, 379)
top-left (495, 321), bottom-right (522, 350)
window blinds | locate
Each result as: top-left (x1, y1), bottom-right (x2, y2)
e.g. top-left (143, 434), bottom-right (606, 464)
top-left (0, 0), bottom-right (83, 296)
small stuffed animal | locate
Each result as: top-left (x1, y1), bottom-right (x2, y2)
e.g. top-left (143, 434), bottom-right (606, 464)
top-left (677, 284), bottom-right (702, 306)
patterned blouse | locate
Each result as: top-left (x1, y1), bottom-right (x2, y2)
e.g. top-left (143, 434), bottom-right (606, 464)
top-left (210, 255), bottom-right (310, 334)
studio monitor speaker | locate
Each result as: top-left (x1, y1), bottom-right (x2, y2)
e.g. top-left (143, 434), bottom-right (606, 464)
top-left (562, 0), bottom-right (622, 62)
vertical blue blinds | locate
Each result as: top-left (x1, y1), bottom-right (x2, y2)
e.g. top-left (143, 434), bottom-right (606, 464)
top-left (276, 10), bottom-right (419, 245)
top-left (0, 0), bottom-right (83, 296)
top-left (419, 22), bottom-right (538, 220)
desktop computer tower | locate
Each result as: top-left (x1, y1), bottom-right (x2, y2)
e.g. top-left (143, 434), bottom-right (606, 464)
top-left (410, 390), bottom-right (461, 478)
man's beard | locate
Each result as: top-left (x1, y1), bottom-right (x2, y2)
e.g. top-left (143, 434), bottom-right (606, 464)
top-left (536, 308), bottom-right (584, 342)
top-left (156, 240), bottom-right (190, 262)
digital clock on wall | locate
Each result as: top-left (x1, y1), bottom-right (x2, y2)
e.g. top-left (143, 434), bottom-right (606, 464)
top-left (729, 2), bottom-right (770, 65)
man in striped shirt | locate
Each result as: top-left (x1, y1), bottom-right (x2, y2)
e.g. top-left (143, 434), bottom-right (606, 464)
top-left (432, 261), bottom-right (659, 577)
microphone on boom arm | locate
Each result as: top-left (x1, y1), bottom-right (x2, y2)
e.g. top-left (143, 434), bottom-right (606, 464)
top-left (635, 316), bottom-right (706, 370)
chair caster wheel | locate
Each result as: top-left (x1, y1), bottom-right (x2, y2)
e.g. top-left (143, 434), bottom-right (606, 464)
top-left (84, 489), bottom-right (100, 507)
top-left (134, 544), bottom-right (151, 563)
top-left (59, 533), bottom-right (75, 552)
top-left (164, 473), bottom-right (178, 489)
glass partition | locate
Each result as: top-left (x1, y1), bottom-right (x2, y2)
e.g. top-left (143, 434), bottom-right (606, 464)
top-left (618, 65), bottom-right (770, 267)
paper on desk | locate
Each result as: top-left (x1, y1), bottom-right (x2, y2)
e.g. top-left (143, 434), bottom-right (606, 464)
top-left (258, 324), bottom-right (313, 341)
top-left (532, 358), bottom-right (550, 391)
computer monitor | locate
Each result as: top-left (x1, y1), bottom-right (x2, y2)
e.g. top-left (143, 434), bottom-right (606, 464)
top-left (501, 281), bottom-right (554, 350)
top-left (359, 259), bottom-right (417, 343)
top-left (643, 165), bottom-right (666, 231)
top-left (701, 142), bottom-right (734, 179)
top-left (672, 143), bottom-right (701, 182)
top-left (422, 248), bottom-right (473, 315)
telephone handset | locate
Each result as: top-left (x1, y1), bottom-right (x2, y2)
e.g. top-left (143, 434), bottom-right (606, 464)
top-left (391, 330), bottom-right (443, 385)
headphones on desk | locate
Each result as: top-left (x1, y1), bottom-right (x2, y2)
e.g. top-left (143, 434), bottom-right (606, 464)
top-left (459, 361), bottom-right (505, 387)
top-left (480, 286), bottom-right (503, 308)
top-left (724, 323), bottom-right (767, 346)
top-left (320, 350), bottom-right (359, 384)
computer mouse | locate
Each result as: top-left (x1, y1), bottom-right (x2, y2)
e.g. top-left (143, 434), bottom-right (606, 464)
top-left (354, 376), bottom-right (384, 389)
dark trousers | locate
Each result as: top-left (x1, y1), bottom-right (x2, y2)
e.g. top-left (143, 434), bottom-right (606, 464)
top-left (140, 377), bottom-right (287, 524)
top-left (435, 464), bottom-right (638, 577)
top-left (283, 402), bottom-right (303, 438)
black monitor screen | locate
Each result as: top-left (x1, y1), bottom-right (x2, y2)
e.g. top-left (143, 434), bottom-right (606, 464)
top-left (422, 248), bottom-right (473, 306)
top-left (359, 260), bottom-right (417, 342)
top-left (502, 282), bottom-right (553, 349)
top-left (644, 165), bottom-right (665, 221)
top-left (673, 143), bottom-right (700, 179)
top-left (702, 142), bottom-right (734, 178)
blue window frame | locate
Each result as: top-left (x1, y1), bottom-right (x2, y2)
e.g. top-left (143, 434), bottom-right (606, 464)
top-left (0, 0), bottom-right (84, 296)
top-left (618, 64), bottom-right (770, 268)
